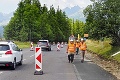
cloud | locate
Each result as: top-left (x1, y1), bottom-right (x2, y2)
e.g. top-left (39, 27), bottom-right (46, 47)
top-left (0, 0), bottom-right (92, 13)
top-left (0, 0), bottom-right (20, 13)
top-left (40, 0), bottom-right (92, 9)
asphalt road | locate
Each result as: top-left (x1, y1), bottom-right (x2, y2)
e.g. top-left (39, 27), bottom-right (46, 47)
top-left (0, 45), bottom-right (118, 80)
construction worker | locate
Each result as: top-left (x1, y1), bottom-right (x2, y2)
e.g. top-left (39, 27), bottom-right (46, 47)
top-left (69, 34), bottom-right (75, 43)
top-left (79, 38), bottom-right (87, 63)
top-left (75, 40), bottom-right (80, 55)
top-left (66, 39), bottom-right (76, 63)
top-left (69, 34), bottom-right (74, 39)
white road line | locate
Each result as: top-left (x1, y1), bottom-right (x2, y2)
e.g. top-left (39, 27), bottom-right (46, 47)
top-left (30, 55), bottom-right (34, 57)
top-left (73, 64), bottom-right (83, 80)
top-left (23, 59), bottom-right (26, 61)
top-left (0, 72), bottom-right (3, 74)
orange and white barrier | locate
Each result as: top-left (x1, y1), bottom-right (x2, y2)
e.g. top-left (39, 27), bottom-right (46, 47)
top-left (53, 42), bottom-right (55, 46)
top-left (61, 42), bottom-right (64, 48)
top-left (57, 42), bottom-right (60, 51)
top-left (34, 47), bottom-right (43, 75)
top-left (65, 42), bottom-right (68, 45)
top-left (30, 42), bottom-right (34, 51)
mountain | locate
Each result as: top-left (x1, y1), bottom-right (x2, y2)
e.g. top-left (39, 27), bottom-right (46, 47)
top-left (0, 26), bottom-right (4, 37)
top-left (62, 5), bottom-right (86, 22)
top-left (0, 12), bottom-right (13, 26)
top-left (0, 5), bottom-right (85, 37)
top-left (0, 6), bottom-right (85, 25)
top-left (63, 5), bottom-right (81, 15)
top-left (0, 12), bottom-right (13, 37)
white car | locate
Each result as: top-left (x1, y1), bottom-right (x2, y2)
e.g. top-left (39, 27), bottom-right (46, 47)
top-left (0, 41), bottom-right (23, 70)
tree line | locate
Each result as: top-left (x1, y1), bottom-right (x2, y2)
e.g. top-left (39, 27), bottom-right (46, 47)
top-left (83, 0), bottom-right (120, 46)
top-left (4, 0), bottom-right (85, 42)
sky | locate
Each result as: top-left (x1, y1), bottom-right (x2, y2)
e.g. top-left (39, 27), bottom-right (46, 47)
top-left (0, 0), bottom-right (92, 14)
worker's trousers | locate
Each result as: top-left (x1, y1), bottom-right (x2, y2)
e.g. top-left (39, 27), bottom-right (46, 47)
top-left (68, 53), bottom-right (74, 63)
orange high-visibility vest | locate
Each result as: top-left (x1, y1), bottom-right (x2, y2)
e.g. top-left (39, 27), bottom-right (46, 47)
top-left (68, 43), bottom-right (75, 52)
top-left (76, 42), bottom-right (80, 48)
top-left (80, 42), bottom-right (87, 50)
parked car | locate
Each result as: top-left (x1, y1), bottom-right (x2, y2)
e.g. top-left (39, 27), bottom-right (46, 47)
top-left (0, 40), bottom-right (23, 70)
top-left (37, 40), bottom-right (51, 51)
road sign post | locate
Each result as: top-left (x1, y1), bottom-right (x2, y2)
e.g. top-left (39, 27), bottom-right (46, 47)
top-left (34, 47), bottom-right (43, 75)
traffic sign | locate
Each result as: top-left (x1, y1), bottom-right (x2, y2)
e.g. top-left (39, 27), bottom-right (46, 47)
top-left (34, 47), bottom-right (43, 75)
top-left (84, 34), bottom-right (89, 37)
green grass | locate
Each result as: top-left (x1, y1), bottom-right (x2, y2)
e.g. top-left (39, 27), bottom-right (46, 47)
top-left (114, 54), bottom-right (120, 63)
top-left (14, 41), bottom-right (32, 49)
top-left (86, 39), bottom-right (120, 62)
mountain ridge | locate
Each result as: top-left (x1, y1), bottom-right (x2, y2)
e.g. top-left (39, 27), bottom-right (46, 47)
top-left (0, 5), bottom-right (86, 37)
top-left (0, 5), bottom-right (85, 26)
top-left (62, 5), bottom-right (86, 22)
top-left (63, 5), bottom-right (81, 15)
top-left (0, 12), bottom-right (13, 26)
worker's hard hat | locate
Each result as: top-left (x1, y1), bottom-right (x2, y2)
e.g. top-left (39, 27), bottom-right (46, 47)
top-left (81, 38), bottom-right (84, 41)
top-left (70, 39), bottom-right (74, 42)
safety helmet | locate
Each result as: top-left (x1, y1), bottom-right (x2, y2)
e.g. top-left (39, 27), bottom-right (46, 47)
top-left (70, 39), bottom-right (74, 42)
top-left (81, 38), bottom-right (84, 41)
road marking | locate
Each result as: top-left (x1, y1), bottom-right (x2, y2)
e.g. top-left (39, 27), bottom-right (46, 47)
top-left (73, 64), bottom-right (82, 80)
top-left (23, 59), bottom-right (26, 61)
top-left (30, 55), bottom-right (34, 57)
top-left (0, 72), bottom-right (3, 74)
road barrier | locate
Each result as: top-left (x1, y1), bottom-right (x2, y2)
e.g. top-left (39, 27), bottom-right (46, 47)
top-left (34, 47), bottom-right (43, 75)
top-left (30, 42), bottom-right (34, 51)
top-left (61, 42), bottom-right (64, 48)
top-left (57, 42), bottom-right (60, 51)
top-left (53, 42), bottom-right (55, 45)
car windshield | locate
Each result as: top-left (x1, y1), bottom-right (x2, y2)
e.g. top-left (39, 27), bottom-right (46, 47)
top-left (0, 44), bottom-right (10, 51)
top-left (38, 41), bottom-right (47, 45)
